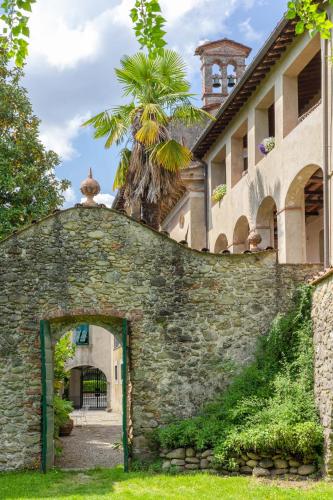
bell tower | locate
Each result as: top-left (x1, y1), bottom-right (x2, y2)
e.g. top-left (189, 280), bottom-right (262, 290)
top-left (195, 38), bottom-right (252, 113)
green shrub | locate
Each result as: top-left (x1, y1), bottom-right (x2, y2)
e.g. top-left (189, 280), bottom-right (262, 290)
top-left (82, 380), bottom-right (107, 393)
top-left (155, 286), bottom-right (324, 465)
top-left (54, 395), bottom-right (73, 437)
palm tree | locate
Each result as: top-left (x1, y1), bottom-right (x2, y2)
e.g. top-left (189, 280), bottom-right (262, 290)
top-left (84, 50), bottom-right (212, 229)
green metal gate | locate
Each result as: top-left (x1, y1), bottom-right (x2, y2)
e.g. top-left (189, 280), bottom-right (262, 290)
top-left (40, 320), bottom-right (54, 472)
top-left (40, 318), bottom-right (129, 473)
top-left (122, 318), bottom-right (129, 472)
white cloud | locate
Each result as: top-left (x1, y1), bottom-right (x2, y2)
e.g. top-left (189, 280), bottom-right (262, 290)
top-left (63, 186), bottom-right (77, 208)
top-left (238, 18), bottom-right (262, 42)
top-left (81, 193), bottom-right (115, 208)
top-left (40, 113), bottom-right (89, 161)
top-left (22, 0), bottom-right (281, 201)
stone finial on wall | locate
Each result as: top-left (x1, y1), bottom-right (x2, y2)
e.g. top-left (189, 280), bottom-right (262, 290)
top-left (195, 38), bottom-right (252, 113)
top-left (80, 168), bottom-right (101, 207)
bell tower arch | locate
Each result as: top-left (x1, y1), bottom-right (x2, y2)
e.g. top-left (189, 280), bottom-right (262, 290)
top-left (195, 38), bottom-right (252, 113)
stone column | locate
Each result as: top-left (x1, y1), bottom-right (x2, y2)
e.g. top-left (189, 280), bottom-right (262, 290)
top-left (255, 226), bottom-right (272, 249)
top-left (220, 64), bottom-right (229, 98)
top-left (277, 206), bottom-right (306, 263)
top-left (202, 62), bottom-right (213, 98)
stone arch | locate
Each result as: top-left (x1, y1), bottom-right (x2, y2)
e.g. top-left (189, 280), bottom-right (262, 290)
top-left (256, 196), bottom-right (278, 250)
top-left (285, 164), bottom-right (322, 208)
top-left (280, 164), bottom-right (323, 263)
top-left (214, 233), bottom-right (228, 253)
top-left (232, 215), bottom-right (250, 253)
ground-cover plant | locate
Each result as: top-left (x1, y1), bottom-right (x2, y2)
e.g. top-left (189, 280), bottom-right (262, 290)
top-left (156, 286), bottom-right (323, 466)
top-left (2, 467), bottom-right (333, 499)
top-left (54, 395), bottom-right (73, 438)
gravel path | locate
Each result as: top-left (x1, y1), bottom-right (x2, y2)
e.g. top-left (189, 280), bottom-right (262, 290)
top-left (56, 424), bottom-right (123, 469)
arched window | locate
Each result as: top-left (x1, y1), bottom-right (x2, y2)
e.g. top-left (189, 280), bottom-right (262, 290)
top-left (283, 165), bottom-right (323, 263)
top-left (214, 234), bottom-right (228, 253)
top-left (256, 196), bottom-right (278, 250)
top-left (233, 216), bottom-right (250, 253)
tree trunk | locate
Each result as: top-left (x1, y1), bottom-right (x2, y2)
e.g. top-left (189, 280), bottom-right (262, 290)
top-left (141, 198), bottom-right (161, 230)
top-left (116, 187), bottom-right (126, 211)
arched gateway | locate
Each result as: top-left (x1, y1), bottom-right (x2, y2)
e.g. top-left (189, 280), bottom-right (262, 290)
top-left (0, 207), bottom-right (318, 472)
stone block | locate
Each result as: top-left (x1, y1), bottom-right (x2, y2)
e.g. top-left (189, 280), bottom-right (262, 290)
top-left (246, 460), bottom-right (258, 468)
top-left (166, 448), bottom-right (186, 460)
top-left (185, 457), bottom-right (200, 464)
top-left (247, 452), bottom-right (260, 460)
top-left (186, 448), bottom-right (196, 458)
top-left (259, 458), bottom-right (273, 469)
top-left (162, 460), bottom-right (171, 470)
top-left (274, 459), bottom-right (288, 469)
top-left (185, 463), bottom-right (199, 470)
top-left (298, 464), bottom-right (316, 476)
top-left (252, 467), bottom-right (270, 477)
top-left (170, 459), bottom-right (186, 466)
top-left (272, 468), bottom-right (288, 476)
top-left (289, 459), bottom-right (301, 467)
top-left (201, 449), bottom-right (213, 458)
top-left (200, 459), bottom-right (209, 469)
top-left (240, 466), bottom-right (253, 474)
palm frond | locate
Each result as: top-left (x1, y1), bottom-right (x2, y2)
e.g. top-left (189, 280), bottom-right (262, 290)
top-left (116, 53), bottom-right (159, 98)
top-left (82, 104), bottom-right (135, 148)
top-left (135, 120), bottom-right (160, 146)
top-left (150, 140), bottom-right (193, 172)
top-left (113, 148), bottom-right (132, 190)
top-left (172, 105), bottom-right (215, 126)
top-left (157, 50), bottom-right (188, 86)
top-left (141, 103), bottom-right (168, 125)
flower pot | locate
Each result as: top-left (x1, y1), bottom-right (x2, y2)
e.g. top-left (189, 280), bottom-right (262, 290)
top-left (59, 418), bottom-right (74, 436)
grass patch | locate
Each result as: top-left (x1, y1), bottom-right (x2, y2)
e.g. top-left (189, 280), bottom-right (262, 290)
top-left (1, 468), bottom-right (333, 499)
top-left (155, 286), bottom-right (323, 466)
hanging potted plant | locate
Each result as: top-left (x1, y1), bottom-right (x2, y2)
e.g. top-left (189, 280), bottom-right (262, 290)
top-left (212, 184), bottom-right (227, 203)
top-left (258, 137), bottom-right (275, 156)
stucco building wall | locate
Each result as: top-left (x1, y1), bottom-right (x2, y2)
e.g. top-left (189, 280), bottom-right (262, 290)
top-left (66, 325), bottom-right (122, 411)
top-left (0, 208), bottom-right (319, 471)
top-left (163, 31), bottom-right (328, 265)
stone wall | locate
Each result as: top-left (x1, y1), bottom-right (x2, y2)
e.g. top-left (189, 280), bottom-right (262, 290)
top-left (0, 207), bottom-right (319, 471)
top-left (160, 447), bottom-right (319, 479)
top-left (312, 271), bottom-right (333, 475)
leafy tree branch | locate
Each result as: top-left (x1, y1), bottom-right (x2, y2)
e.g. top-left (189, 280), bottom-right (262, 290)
top-left (0, 0), bottom-right (35, 66)
top-left (287, 0), bottom-right (333, 38)
top-left (130, 0), bottom-right (167, 57)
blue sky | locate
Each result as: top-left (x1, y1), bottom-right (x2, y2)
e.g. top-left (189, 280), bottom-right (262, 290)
top-left (23, 0), bottom-right (287, 207)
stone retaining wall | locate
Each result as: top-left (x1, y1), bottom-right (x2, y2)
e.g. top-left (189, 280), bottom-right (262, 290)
top-left (160, 447), bottom-right (319, 479)
top-left (0, 207), bottom-right (320, 471)
top-left (312, 272), bottom-right (333, 475)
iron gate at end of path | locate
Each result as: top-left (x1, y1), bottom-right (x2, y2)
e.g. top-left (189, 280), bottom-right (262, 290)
top-left (80, 367), bottom-right (107, 409)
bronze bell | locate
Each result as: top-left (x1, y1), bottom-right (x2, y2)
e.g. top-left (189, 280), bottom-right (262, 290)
top-left (227, 74), bottom-right (236, 88)
top-left (212, 74), bottom-right (222, 88)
